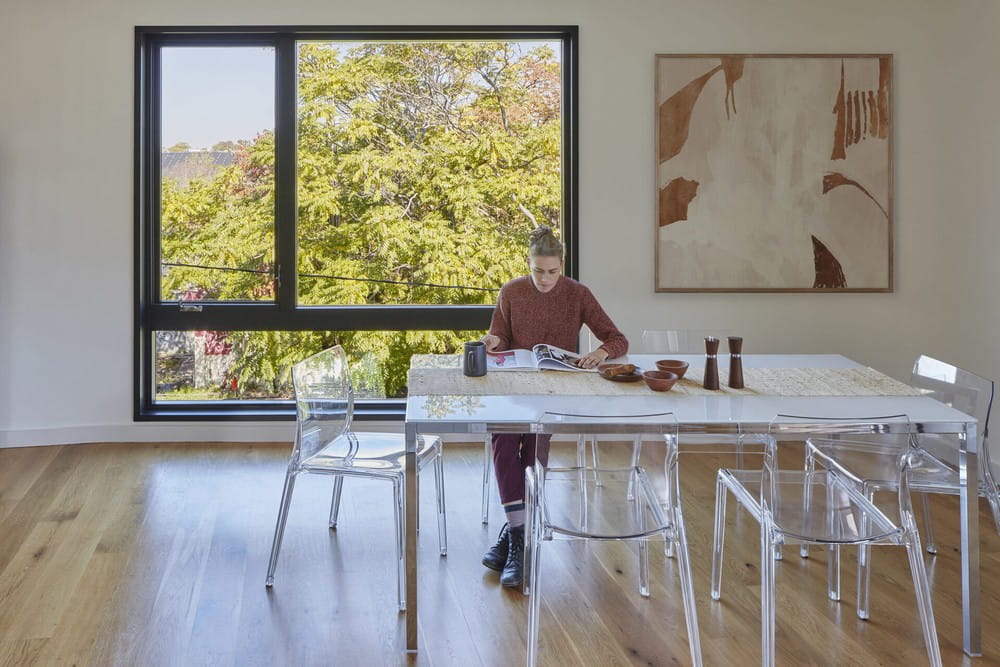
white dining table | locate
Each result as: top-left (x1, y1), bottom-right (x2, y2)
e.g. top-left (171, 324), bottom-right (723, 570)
top-left (402, 354), bottom-right (980, 655)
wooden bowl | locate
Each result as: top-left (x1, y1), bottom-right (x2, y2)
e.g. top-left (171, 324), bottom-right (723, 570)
top-left (654, 359), bottom-right (689, 379)
top-left (598, 363), bottom-right (642, 382)
top-left (642, 370), bottom-right (679, 392)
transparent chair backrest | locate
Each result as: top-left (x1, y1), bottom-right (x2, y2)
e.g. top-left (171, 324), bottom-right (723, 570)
top-left (641, 329), bottom-right (733, 354)
top-left (765, 413), bottom-right (917, 525)
top-left (767, 413), bottom-right (916, 464)
top-left (535, 411), bottom-right (678, 438)
top-left (292, 346), bottom-right (355, 460)
top-left (911, 355), bottom-right (993, 441)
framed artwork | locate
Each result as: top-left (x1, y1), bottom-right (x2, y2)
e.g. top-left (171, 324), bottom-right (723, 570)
top-left (655, 54), bottom-right (892, 292)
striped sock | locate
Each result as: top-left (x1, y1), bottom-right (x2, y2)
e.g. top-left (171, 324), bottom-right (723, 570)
top-left (503, 501), bottom-right (526, 528)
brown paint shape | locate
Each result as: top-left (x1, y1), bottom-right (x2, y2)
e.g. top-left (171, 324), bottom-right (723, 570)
top-left (831, 61), bottom-right (847, 160)
top-left (867, 90), bottom-right (878, 138)
top-left (720, 57), bottom-right (745, 119)
top-left (831, 58), bottom-right (891, 158)
top-left (877, 57), bottom-right (890, 139)
top-left (822, 172), bottom-right (888, 219)
top-left (658, 177), bottom-right (699, 227)
top-left (659, 65), bottom-right (723, 162)
top-left (812, 235), bottom-right (847, 288)
top-left (852, 91), bottom-right (862, 145)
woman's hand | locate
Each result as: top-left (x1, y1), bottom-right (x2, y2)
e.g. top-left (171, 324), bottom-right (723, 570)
top-left (481, 334), bottom-right (502, 352)
top-left (576, 347), bottom-right (609, 369)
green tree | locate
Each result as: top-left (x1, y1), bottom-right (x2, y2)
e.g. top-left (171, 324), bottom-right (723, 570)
top-left (212, 140), bottom-right (240, 151)
top-left (159, 41), bottom-right (562, 398)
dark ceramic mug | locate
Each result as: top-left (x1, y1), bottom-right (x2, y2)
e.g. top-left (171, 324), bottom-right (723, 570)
top-left (463, 341), bottom-right (488, 377)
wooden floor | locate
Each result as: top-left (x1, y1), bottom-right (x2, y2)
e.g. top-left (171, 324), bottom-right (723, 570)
top-left (1, 440), bottom-right (999, 666)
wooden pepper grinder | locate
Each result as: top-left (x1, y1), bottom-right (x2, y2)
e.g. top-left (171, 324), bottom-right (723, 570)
top-left (727, 336), bottom-right (744, 389)
top-left (703, 336), bottom-right (720, 390)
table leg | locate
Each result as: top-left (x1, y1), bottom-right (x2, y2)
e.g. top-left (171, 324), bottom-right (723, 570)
top-left (960, 422), bottom-right (981, 656)
top-left (405, 421), bottom-right (418, 653)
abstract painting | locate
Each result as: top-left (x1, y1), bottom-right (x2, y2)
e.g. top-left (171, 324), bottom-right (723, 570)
top-left (655, 54), bottom-right (892, 292)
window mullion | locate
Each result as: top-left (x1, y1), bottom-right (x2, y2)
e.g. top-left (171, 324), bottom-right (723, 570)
top-left (275, 34), bottom-right (298, 312)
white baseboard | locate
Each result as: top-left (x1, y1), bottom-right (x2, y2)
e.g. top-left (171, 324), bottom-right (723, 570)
top-left (0, 422), bottom-right (294, 447)
top-left (0, 421), bottom-right (486, 448)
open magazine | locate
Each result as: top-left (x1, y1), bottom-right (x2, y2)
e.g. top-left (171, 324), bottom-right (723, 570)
top-left (486, 343), bottom-right (593, 372)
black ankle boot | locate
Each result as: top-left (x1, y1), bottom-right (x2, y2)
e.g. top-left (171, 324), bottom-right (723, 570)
top-left (482, 523), bottom-right (510, 572)
top-left (500, 525), bottom-right (525, 588)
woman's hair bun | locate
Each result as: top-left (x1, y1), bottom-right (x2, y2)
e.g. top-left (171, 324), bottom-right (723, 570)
top-left (529, 225), bottom-right (563, 257)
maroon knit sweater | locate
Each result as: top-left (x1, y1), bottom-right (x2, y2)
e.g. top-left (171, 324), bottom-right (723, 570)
top-left (488, 276), bottom-right (628, 358)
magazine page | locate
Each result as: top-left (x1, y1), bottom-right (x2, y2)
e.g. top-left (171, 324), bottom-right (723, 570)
top-left (486, 349), bottom-right (538, 371)
top-left (531, 344), bottom-right (593, 372)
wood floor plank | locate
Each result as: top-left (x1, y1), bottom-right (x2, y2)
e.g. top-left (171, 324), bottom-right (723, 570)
top-left (0, 446), bottom-right (80, 573)
top-left (2, 441), bottom-right (1000, 666)
top-left (0, 639), bottom-right (47, 667)
top-left (0, 446), bottom-right (60, 510)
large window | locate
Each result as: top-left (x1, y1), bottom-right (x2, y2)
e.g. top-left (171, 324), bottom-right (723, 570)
top-left (135, 26), bottom-right (578, 419)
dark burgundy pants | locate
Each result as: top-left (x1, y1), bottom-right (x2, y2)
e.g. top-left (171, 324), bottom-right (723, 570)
top-left (491, 432), bottom-right (551, 505)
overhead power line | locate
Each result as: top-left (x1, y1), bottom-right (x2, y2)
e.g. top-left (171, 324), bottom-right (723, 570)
top-left (161, 261), bottom-right (499, 292)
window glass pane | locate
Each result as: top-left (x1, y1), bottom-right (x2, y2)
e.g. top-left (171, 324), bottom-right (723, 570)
top-left (295, 41), bottom-right (563, 306)
top-left (159, 46), bottom-right (276, 302)
top-left (154, 329), bottom-right (486, 402)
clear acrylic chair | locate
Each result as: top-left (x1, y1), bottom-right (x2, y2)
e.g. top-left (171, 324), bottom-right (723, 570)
top-left (641, 328), bottom-right (733, 355)
top-left (711, 414), bottom-right (942, 667)
top-left (264, 345), bottom-right (447, 611)
top-left (524, 412), bottom-right (702, 667)
top-left (802, 355), bottom-right (995, 619)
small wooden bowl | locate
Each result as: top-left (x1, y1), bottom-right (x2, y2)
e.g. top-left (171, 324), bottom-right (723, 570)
top-left (654, 359), bottom-right (689, 378)
top-left (598, 363), bottom-right (642, 382)
top-left (642, 370), bottom-right (679, 392)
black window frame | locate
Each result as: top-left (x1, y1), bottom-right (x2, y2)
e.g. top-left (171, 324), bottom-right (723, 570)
top-left (134, 25), bottom-right (579, 421)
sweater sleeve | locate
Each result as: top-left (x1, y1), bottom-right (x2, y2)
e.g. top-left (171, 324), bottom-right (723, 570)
top-left (581, 287), bottom-right (628, 359)
top-left (487, 284), bottom-right (514, 351)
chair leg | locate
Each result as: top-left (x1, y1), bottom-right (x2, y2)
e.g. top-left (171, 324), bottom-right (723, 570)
top-left (663, 439), bottom-right (675, 559)
top-left (919, 493), bottom-right (937, 554)
top-left (710, 472), bottom-right (728, 600)
top-left (826, 544), bottom-right (841, 601)
top-left (856, 488), bottom-right (875, 619)
top-left (588, 435), bottom-right (602, 486)
top-left (637, 485), bottom-right (650, 597)
top-left (577, 438), bottom-right (590, 530)
top-left (905, 540), bottom-right (943, 667)
top-left (393, 477), bottom-right (405, 611)
top-left (265, 471), bottom-right (297, 587)
top-left (626, 435), bottom-right (641, 501)
top-left (523, 469), bottom-right (536, 597)
top-left (671, 497), bottom-right (704, 666)
top-left (328, 474), bottom-right (344, 529)
top-left (761, 523), bottom-right (777, 667)
top-left (526, 530), bottom-right (544, 667)
top-left (482, 435), bottom-right (491, 524)
top-left (434, 446), bottom-right (448, 556)
top-left (800, 449), bottom-right (816, 559)
top-left (825, 480), bottom-right (840, 601)
top-left (857, 543), bottom-right (872, 620)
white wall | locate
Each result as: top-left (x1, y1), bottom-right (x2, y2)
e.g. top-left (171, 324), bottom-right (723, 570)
top-left (1, 0), bottom-right (998, 446)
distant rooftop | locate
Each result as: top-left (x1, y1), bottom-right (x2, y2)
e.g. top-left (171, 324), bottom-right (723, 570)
top-left (161, 150), bottom-right (235, 184)
top-left (161, 150), bottom-right (235, 169)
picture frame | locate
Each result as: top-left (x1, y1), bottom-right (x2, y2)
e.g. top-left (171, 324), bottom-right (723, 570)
top-left (654, 54), bottom-right (893, 292)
